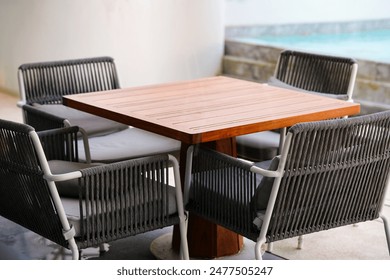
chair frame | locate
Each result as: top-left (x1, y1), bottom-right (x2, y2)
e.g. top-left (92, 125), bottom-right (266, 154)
top-left (16, 56), bottom-right (181, 164)
top-left (18, 56), bottom-right (120, 106)
top-left (185, 111), bottom-right (390, 260)
top-left (17, 56), bottom-right (120, 130)
top-left (275, 49), bottom-right (358, 149)
top-left (237, 49), bottom-right (359, 163)
top-left (0, 120), bottom-right (189, 260)
top-left (273, 49), bottom-right (358, 102)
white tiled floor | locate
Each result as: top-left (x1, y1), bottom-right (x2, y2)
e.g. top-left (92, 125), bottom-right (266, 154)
top-left (0, 90), bottom-right (389, 260)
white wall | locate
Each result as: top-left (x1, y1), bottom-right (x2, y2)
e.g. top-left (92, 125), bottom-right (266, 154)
top-left (225, 0), bottom-right (390, 26)
top-left (2, 0), bottom-right (389, 94)
top-left (0, 0), bottom-right (225, 93)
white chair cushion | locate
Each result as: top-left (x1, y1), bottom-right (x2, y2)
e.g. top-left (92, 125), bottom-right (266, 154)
top-left (236, 131), bottom-right (280, 161)
top-left (237, 131), bottom-right (280, 148)
top-left (267, 76), bottom-right (348, 100)
top-left (33, 104), bottom-right (128, 137)
top-left (78, 127), bottom-right (181, 163)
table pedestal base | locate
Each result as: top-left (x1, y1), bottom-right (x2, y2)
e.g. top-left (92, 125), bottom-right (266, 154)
top-left (152, 233), bottom-right (251, 260)
top-left (172, 212), bottom-right (244, 259)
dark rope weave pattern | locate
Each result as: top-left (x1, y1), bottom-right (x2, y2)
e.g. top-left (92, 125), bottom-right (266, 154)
top-left (19, 56), bottom-right (120, 105)
top-left (19, 56), bottom-right (120, 131)
top-left (0, 120), bottom-right (68, 248)
top-left (275, 50), bottom-right (356, 96)
top-left (22, 104), bottom-right (69, 131)
top-left (187, 148), bottom-right (259, 240)
top-left (77, 155), bottom-right (179, 249)
top-left (187, 110), bottom-right (390, 244)
top-left (37, 126), bottom-right (81, 162)
top-left (269, 111), bottom-right (390, 242)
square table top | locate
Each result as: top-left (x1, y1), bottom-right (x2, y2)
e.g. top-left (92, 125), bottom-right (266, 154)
top-left (63, 76), bottom-right (360, 144)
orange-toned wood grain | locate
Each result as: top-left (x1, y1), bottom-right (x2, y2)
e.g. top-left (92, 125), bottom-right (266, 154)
top-left (63, 76), bottom-right (360, 145)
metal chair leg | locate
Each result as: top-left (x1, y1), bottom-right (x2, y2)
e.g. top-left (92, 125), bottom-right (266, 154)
top-left (297, 235), bottom-right (303, 249)
top-left (255, 241), bottom-right (263, 260)
top-left (267, 242), bottom-right (273, 252)
top-left (381, 214), bottom-right (390, 255)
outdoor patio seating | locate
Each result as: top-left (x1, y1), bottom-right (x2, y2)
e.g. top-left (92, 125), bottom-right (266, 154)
top-left (185, 110), bottom-right (390, 260)
top-left (0, 119), bottom-right (189, 260)
top-left (236, 50), bottom-right (358, 162)
top-left (17, 56), bottom-right (181, 163)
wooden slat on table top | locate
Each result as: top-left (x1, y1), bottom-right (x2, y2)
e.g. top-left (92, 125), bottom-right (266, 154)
top-left (63, 76), bottom-right (360, 144)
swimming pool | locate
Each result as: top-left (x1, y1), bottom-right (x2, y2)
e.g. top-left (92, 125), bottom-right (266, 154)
top-left (239, 29), bottom-right (390, 63)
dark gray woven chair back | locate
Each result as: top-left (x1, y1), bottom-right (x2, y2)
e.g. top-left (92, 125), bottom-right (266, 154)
top-left (0, 119), bottom-right (68, 248)
top-left (275, 50), bottom-right (356, 96)
top-left (269, 110), bottom-right (390, 242)
top-left (19, 56), bottom-right (120, 105)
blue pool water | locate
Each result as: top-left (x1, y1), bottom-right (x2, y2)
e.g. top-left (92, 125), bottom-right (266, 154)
top-left (241, 29), bottom-right (390, 63)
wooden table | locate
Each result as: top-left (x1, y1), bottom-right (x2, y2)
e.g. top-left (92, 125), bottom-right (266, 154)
top-left (63, 76), bottom-right (360, 258)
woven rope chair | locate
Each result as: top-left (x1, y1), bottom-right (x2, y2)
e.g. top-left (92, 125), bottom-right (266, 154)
top-left (236, 49), bottom-right (358, 162)
top-left (18, 56), bottom-right (121, 130)
top-left (0, 119), bottom-right (189, 260)
top-left (185, 110), bottom-right (390, 260)
top-left (17, 57), bottom-right (180, 162)
top-left (19, 56), bottom-right (119, 105)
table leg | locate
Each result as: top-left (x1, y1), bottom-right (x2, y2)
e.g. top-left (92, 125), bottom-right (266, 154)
top-left (172, 139), bottom-right (244, 259)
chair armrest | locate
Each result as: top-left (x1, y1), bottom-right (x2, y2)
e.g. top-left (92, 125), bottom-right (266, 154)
top-left (78, 154), bottom-right (179, 203)
top-left (190, 147), bottom-right (282, 179)
top-left (184, 146), bottom-right (289, 243)
top-left (75, 154), bottom-right (182, 244)
top-left (184, 147), bottom-right (269, 240)
top-left (17, 100), bottom-right (25, 108)
top-left (45, 170), bottom-right (83, 182)
top-left (184, 147), bottom-right (259, 204)
top-left (79, 154), bottom-right (174, 185)
top-left (250, 156), bottom-right (283, 178)
top-left (22, 104), bottom-right (66, 131)
top-left (37, 126), bottom-right (91, 163)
